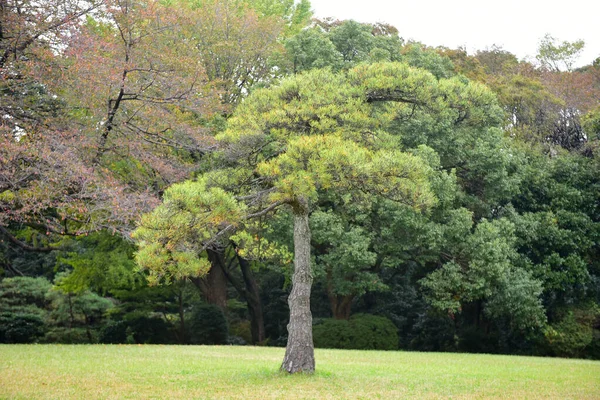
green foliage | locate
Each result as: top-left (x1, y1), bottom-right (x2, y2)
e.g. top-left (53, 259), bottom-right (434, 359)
top-left (136, 63), bottom-right (438, 288)
top-left (537, 34), bottom-right (585, 72)
top-left (283, 20), bottom-right (403, 73)
top-left (246, 0), bottom-right (312, 36)
top-left (0, 277), bottom-right (51, 343)
top-left (0, 312), bottom-right (46, 343)
top-left (56, 232), bottom-right (142, 295)
top-left (485, 268), bottom-right (546, 330)
top-left (186, 303), bottom-right (229, 345)
top-left (475, 46), bottom-right (519, 75)
top-left (133, 178), bottom-right (243, 284)
top-left (100, 311), bottom-right (175, 344)
top-left (489, 73), bottom-right (561, 132)
top-left (5, 0), bottom-right (599, 361)
top-left (0, 277), bottom-right (52, 309)
top-left (543, 306), bottom-right (599, 358)
top-left (229, 320), bottom-right (253, 344)
top-left (0, 277), bottom-right (117, 343)
top-left (285, 27), bottom-right (342, 72)
top-left (313, 314), bottom-right (398, 350)
top-left (401, 43), bottom-right (456, 79)
top-left (43, 327), bottom-right (93, 344)
top-left (45, 289), bottom-right (114, 343)
top-left (329, 20), bottom-right (401, 66)
top-left (311, 210), bottom-right (381, 297)
top-left (582, 106), bottom-right (600, 141)
top-left (102, 280), bottom-right (202, 344)
top-left (421, 219), bottom-right (547, 330)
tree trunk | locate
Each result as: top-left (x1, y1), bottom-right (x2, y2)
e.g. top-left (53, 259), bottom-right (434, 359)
top-left (190, 250), bottom-right (228, 310)
top-left (237, 255), bottom-right (266, 344)
top-left (83, 313), bottom-right (93, 343)
top-left (326, 268), bottom-right (354, 320)
top-left (330, 294), bottom-right (354, 320)
top-left (67, 294), bottom-right (75, 329)
top-left (177, 285), bottom-right (186, 344)
top-left (281, 204), bottom-right (315, 373)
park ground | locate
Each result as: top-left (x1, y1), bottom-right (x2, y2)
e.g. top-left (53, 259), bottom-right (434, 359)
top-left (1, 345), bottom-right (599, 399)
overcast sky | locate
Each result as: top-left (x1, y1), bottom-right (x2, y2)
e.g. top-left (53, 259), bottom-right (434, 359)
top-left (309, 0), bottom-right (599, 67)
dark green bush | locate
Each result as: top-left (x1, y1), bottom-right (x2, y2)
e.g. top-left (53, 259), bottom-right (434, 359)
top-left (99, 320), bottom-right (129, 344)
top-left (0, 312), bottom-right (46, 343)
top-left (544, 311), bottom-right (594, 358)
top-left (313, 318), bottom-right (353, 349)
top-left (313, 314), bottom-right (398, 350)
top-left (186, 304), bottom-right (228, 345)
top-left (99, 313), bottom-right (174, 344)
top-left (587, 334), bottom-right (600, 360)
top-left (458, 326), bottom-right (499, 354)
top-left (43, 327), bottom-right (93, 344)
top-left (0, 277), bottom-right (50, 343)
top-left (125, 314), bottom-right (175, 344)
top-left (229, 320), bottom-right (252, 345)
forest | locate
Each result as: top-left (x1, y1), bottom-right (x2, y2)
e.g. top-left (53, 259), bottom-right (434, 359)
top-left (1, 0), bottom-right (599, 369)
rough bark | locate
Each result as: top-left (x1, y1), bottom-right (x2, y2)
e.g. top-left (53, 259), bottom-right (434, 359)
top-left (190, 250), bottom-right (228, 310)
top-left (281, 202), bottom-right (315, 373)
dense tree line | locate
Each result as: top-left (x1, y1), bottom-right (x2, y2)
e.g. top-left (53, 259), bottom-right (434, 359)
top-left (1, 0), bottom-right (599, 371)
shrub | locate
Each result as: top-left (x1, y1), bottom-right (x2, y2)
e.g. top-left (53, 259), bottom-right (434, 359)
top-left (0, 277), bottom-right (51, 343)
top-left (313, 314), bottom-right (398, 350)
top-left (99, 313), bottom-right (175, 344)
top-left (125, 314), bottom-right (175, 344)
top-left (229, 320), bottom-right (252, 345)
top-left (0, 311), bottom-right (46, 343)
top-left (43, 327), bottom-right (93, 344)
top-left (544, 311), bottom-right (594, 358)
top-left (186, 304), bottom-right (228, 345)
top-left (313, 318), bottom-right (353, 349)
top-left (99, 320), bottom-right (129, 344)
top-left (458, 326), bottom-right (499, 354)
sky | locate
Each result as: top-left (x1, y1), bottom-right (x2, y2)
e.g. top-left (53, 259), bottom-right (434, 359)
top-left (308, 0), bottom-right (599, 68)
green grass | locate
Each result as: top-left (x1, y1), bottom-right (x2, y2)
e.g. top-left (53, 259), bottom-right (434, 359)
top-left (1, 345), bottom-right (598, 399)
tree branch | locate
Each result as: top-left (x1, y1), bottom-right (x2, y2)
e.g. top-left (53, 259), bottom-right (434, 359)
top-left (0, 225), bottom-right (63, 252)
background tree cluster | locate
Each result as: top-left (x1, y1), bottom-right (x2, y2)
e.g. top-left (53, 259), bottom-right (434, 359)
top-left (1, 0), bottom-right (599, 365)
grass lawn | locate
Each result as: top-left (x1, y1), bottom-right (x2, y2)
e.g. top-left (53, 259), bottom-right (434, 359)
top-left (1, 345), bottom-right (598, 399)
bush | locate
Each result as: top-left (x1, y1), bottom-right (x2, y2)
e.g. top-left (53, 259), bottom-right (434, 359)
top-left (408, 311), bottom-right (458, 352)
top-left (0, 311), bottom-right (46, 343)
top-left (100, 313), bottom-right (175, 344)
top-left (229, 320), bottom-right (252, 345)
top-left (126, 314), bottom-right (175, 344)
top-left (186, 304), bottom-right (228, 345)
top-left (313, 319), bottom-right (353, 349)
top-left (99, 320), bottom-right (129, 344)
top-left (544, 311), bottom-right (593, 358)
top-left (587, 333), bottom-right (600, 360)
top-left (313, 314), bottom-right (398, 350)
top-left (0, 277), bottom-right (50, 343)
top-left (43, 327), bottom-right (93, 344)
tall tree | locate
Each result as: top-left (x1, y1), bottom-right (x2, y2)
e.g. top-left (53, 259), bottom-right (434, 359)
top-left (134, 64), bottom-right (440, 373)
